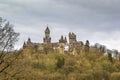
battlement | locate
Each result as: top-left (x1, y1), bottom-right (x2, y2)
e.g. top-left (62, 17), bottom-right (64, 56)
top-left (69, 32), bottom-right (76, 39)
top-left (59, 35), bottom-right (67, 43)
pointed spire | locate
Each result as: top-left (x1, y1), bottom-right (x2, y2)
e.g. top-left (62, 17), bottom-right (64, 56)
top-left (59, 35), bottom-right (64, 43)
top-left (65, 36), bottom-right (67, 43)
top-left (61, 35), bottom-right (63, 40)
top-left (45, 26), bottom-right (50, 33)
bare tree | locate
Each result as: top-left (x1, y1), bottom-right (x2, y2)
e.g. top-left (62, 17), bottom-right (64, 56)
top-left (0, 17), bottom-right (20, 78)
top-left (95, 43), bottom-right (106, 54)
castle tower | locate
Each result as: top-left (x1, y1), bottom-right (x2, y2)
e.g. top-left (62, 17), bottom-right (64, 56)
top-left (65, 37), bottom-right (67, 43)
top-left (59, 35), bottom-right (68, 54)
top-left (69, 32), bottom-right (76, 44)
top-left (68, 32), bottom-right (77, 53)
top-left (59, 35), bottom-right (64, 43)
top-left (43, 27), bottom-right (51, 43)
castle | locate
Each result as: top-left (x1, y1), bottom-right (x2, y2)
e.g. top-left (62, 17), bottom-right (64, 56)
top-left (23, 27), bottom-right (94, 55)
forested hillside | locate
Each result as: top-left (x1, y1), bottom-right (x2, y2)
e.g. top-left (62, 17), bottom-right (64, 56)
top-left (2, 51), bottom-right (120, 80)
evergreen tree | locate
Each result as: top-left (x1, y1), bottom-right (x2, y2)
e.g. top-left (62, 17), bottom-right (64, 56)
top-left (85, 40), bottom-right (90, 47)
top-left (108, 53), bottom-right (112, 62)
top-left (85, 40), bottom-right (90, 53)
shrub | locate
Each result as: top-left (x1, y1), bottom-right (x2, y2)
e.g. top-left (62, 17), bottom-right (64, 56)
top-left (76, 73), bottom-right (93, 80)
top-left (32, 62), bottom-right (46, 70)
top-left (55, 56), bottom-right (65, 69)
top-left (110, 72), bottom-right (120, 80)
top-left (92, 70), bottom-right (110, 80)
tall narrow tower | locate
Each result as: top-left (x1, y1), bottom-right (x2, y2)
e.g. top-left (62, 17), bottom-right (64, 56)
top-left (43, 27), bottom-right (51, 43)
top-left (69, 32), bottom-right (76, 44)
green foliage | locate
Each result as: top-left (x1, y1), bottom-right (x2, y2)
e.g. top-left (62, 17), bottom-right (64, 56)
top-left (77, 73), bottom-right (93, 80)
top-left (43, 44), bottom-right (49, 54)
top-left (55, 56), bottom-right (65, 69)
top-left (84, 40), bottom-right (89, 53)
top-left (40, 73), bottom-right (65, 80)
top-left (110, 72), bottom-right (120, 80)
top-left (32, 62), bottom-right (46, 70)
top-left (3, 50), bottom-right (120, 80)
top-left (85, 40), bottom-right (90, 47)
top-left (108, 53), bottom-right (113, 62)
top-left (92, 70), bottom-right (110, 80)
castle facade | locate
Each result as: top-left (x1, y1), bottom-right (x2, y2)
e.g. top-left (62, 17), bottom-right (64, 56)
top-left (23, 27), bottom-right (87, 55)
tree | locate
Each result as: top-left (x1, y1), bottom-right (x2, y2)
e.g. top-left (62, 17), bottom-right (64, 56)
top-left (95, 43), bottom-right (106, 54)
top-left (113, 49), bottom-right (119, 59)
top-left (108, 53), bottom-right (112, 62)
top-left (107, 50), bottom-right (113, 62)
top-left (99, 45), bottom-right (106, 54)
top-left (0, 17), bottom-right (20, 79)
top-left (85, 40), bottom-right (90, 53)
top-left (85, 40), bottom-right (90, 47)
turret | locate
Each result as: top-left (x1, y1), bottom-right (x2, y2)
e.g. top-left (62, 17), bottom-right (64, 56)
top-left (43, 27), bottom-right (51, 43)
top-left (69, 32), bottom-right (76, 44)
top-left (65, 37), bottom-right (67, 43)
top-left (45, 26), bottom-right (50, 34)
top-left (59, 35), bottom-right (67, 43)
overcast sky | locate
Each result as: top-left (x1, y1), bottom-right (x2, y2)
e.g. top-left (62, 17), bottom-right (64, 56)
top-left (0, 0), bottom-right (120, 50)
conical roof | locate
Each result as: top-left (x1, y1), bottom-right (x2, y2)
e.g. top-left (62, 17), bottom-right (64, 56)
top-left (45, 26), bottom-right (50, 33)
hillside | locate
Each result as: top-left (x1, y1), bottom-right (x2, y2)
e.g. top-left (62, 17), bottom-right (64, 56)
top-left (1, 50), bottom-right (120, 80)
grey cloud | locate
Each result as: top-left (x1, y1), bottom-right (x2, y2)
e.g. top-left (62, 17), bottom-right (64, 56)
top-left (0, 0), bottom-right (120, 50)
top-left (1, 0), bottom-right (120, 32)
